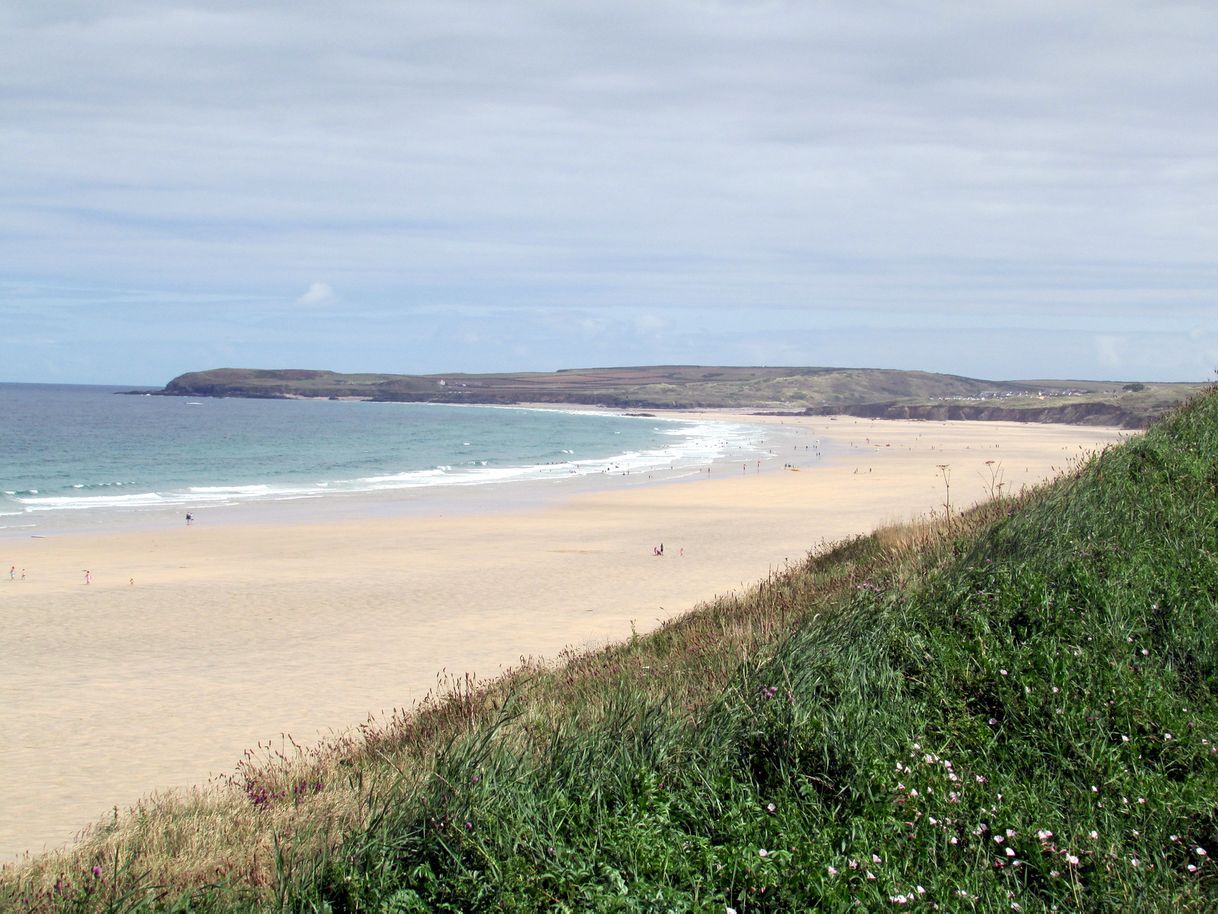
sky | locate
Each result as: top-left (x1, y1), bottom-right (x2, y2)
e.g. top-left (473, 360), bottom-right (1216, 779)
top-left (2, 1), bottom-right (1216, 385)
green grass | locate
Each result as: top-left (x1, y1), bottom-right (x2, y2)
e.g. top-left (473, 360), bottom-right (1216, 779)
top-left (7, 390), bottom-right (1218, 912)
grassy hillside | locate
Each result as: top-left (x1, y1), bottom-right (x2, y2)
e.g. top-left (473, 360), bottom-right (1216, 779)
top-left (160, 365), bottom-right (1036, 408)
top-left (156, 366), bottom-right (1204, 426)
top-left (6, 389), bottom-right (1218, 912)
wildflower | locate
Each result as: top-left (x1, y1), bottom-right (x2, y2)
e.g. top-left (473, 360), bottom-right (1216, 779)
top-left (916, 885), bottom-right (926, 895)
top-left (758, 848), bottom-right (768, 858)
top-left (1197, 847), bottom-right (1208, 857)
top-left (827, 865), bottom-right (838, 877)
top-left (999, 669), bottom-right (1008, 676)
top-left (1005, 847), bottom-right (1016, 857)
top-left (950, 836), bottom-right (959, 845)
top-left (91, 865), bottom-right (102, 878)
top-left (1121, 735), bottom-right (1130, 742)
top-left (848, 859), bottom-right (859, 869)
top-left (1066, 854), bottom-right (1080, 866)
top-left (1164, 732), bottom-right (1173, 740)
top-left (872, 854), bottom-right (883, 863)
top-left (1006, 828), bottom-right (1016, 837)
top-left (866, 871), bottom-right (876, 881)
top-left (1188, 864), bottom-right (1198, 873)
top-left (766, 802), bottom-right (776, 813)
top-left (1089, 830), bottom-right (1098, 840)
top-left (1011, 904), bottom-right (1022, 911)
top-left (1051, 686), bottom-right (1060, 693)
top-left (988, 718), bottom-right (998, 725)
top-left (1037, 829), bottom-right (1054, 841)
top-left (727, 908), bottom-right (738, 914)
top-left (1050, 870), bottom-right (1061, 878)
top-left (890, 894), bottom-right (909, 905)
top-left (994, 835), bottom-right (1004, 844)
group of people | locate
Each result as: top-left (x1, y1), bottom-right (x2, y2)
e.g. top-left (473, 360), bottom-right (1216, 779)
top-left (652, 544), bottom-right (685, 557)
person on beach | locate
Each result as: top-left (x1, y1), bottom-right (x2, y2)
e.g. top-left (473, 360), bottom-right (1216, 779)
top-left (8, 565), bottom-right (14, 581)
top-left (185, 513), bottom-right (193, 526)
top-left (83, 570), bottom-right (91, 585)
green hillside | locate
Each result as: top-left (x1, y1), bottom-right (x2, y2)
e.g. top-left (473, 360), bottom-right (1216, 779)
top-left (155, 366), bottom-right (1204, 427)
top-left (7, 389), bottom-right (1218, 912)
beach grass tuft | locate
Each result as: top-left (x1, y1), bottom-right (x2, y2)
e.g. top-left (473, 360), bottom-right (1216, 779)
top-left (4, 387), bottom-right (1218, 911)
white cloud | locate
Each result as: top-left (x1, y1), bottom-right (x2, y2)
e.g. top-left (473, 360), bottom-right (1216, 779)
top-left (1, 1), bottom-right (1216, 382)
top-left (296, 281), bottom-right (335, 308)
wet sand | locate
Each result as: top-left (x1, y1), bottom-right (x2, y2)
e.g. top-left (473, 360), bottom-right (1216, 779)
top-left (0, 415), bottom-right (1127, 859)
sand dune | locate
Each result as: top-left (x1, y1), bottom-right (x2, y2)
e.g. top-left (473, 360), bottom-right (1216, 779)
top-left (0, 415), bottom-right (1127, 859)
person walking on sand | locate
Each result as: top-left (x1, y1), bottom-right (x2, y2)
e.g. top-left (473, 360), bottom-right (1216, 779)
top-left (83, 569), bottom-right (91, 585)
top-left (185, 512), bottom-right (193, 526)
top-left (8, 565), bottom-right (14, 581)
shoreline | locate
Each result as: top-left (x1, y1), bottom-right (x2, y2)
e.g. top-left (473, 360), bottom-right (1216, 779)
top-left (0, 406), bottom-right (775, 540)
top-left (0, 415), bottom-right (1129, 860)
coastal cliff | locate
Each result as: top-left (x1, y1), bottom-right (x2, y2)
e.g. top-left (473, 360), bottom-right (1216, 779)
top-left (156, 366), bottom-right (1202, 428)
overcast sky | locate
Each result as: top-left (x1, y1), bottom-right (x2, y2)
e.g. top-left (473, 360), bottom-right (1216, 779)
top-left (2, 1), bottom-right (1215, 385)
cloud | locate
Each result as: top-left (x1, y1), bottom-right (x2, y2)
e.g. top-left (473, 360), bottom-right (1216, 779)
top-left (1, 1), bottom-right (1216, 382)
top-left (295, 281), bottom-right (335, 308)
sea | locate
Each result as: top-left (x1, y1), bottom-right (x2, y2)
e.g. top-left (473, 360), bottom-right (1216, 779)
top-left (0, 383), bottom-right (772, 536)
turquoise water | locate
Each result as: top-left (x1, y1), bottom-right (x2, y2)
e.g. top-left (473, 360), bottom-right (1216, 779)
top-left (0, 384), bottom-right (763, 534)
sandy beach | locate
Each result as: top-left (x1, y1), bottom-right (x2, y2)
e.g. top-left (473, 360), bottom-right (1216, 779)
top-left (0, 414), bottom-right (1128, 860)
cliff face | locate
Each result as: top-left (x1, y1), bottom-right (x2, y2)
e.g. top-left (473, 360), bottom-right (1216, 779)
top-left (806, 401), bottom-right (1151, 429)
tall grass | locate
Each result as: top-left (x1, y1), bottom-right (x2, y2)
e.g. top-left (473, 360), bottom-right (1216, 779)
top-left (5, 389), bottom-right (1217, 912)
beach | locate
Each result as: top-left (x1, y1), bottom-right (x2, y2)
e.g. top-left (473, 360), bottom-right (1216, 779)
top-left (0, 414), bottom-right (1128, 860)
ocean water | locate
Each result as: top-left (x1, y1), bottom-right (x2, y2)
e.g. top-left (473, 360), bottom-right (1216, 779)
top-left (0, 383), bottom-right (765, 535)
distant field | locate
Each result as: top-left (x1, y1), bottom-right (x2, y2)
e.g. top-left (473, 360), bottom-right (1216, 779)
top-left (158, 366), bottom-right (1207, 427)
